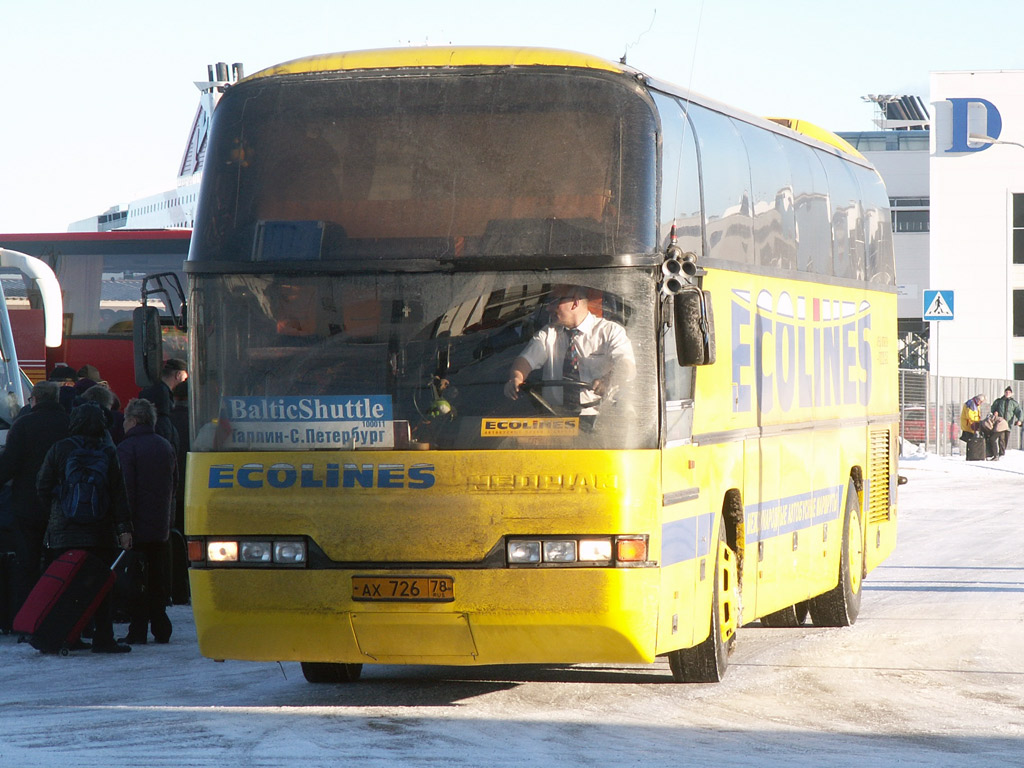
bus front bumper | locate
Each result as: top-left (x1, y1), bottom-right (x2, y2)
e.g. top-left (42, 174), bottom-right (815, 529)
top-left (190, 566), bottom-right (661, 666)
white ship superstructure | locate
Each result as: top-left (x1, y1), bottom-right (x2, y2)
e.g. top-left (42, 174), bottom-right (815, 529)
top-left (69, 62), bottom-right (243, 232)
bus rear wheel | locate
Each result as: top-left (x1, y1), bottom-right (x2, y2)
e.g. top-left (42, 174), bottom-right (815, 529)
top-left (301, 662), bottom-right (363, 683)
top-left (760, 601), bottom-right (809, 628)
top-left (668, 521), bottom-right (737, 683)
top-left (809, 479), bottom-right (863, 627)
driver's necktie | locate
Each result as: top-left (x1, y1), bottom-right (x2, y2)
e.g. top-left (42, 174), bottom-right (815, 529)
top-left (563, 328), bottom-right (582, 408)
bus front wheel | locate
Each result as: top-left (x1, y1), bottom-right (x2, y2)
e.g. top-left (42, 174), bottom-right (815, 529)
top-left (668, 521), bottom-right (737, 683)
top-left (808, 479), bottom-right (863, 627)
top-left (301, 662), bottom-right (363, 683)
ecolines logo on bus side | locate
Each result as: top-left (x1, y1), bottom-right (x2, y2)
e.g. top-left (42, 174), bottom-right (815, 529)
top-left (731, 289), bottom-right (872, 413)
top-left (208, 462), bottom-right (436, 490)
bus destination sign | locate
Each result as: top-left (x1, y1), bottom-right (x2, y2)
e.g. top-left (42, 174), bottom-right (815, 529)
top-left (220, 395), bottom-right (394, 450)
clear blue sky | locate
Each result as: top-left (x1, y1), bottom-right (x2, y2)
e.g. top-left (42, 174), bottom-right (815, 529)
top-left (2, 0), bottom-right (1022, 232)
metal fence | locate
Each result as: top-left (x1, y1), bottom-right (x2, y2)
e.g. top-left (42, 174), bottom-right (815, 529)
top-left (898, 370), bottom-right (1024, 455)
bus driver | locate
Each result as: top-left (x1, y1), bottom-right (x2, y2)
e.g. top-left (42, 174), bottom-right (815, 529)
top-left (503, 284), bottom-right (635, 417)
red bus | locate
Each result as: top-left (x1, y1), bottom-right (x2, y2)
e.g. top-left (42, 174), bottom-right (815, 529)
top-left (0, 230), bottom-right (189, 406)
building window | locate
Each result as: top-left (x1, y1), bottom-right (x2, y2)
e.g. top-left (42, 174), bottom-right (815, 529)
top-left (1015, 290), bottom-right (1024, 337)
top-left (890, 197), bottom-right (929, 233)
top-left (891, 210), bottom-right (929, 232)
top-left (1016, 363), bottom-right (1024, 380)
top-left (1014, 194), bottom-right (1024, 264)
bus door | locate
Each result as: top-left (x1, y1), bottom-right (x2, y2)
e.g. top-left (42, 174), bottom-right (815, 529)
top-left (659, 321), bottom-right (705, 649)
top-left (745, 438), bottom-right (781, 616)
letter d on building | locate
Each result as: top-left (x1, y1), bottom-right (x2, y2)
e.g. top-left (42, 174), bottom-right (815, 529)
top-left (946, 97), bottom-right (1002, 153)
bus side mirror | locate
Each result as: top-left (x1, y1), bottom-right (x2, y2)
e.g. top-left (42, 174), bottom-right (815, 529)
top-left (133, 305), bottom-right (162, 387)
top-left (673, 287), bottom-right (716, 366)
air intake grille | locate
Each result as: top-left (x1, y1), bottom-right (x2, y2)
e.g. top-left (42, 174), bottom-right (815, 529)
top-left (868, 429), bottom-right (892, 524)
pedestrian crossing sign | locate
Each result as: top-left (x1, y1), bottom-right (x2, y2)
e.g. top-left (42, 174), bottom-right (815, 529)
top-left (923, 289), bottom-right (954, 321)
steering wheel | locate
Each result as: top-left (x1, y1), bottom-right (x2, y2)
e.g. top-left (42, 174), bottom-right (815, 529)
top-left (519, 379), bottom-right (601, 417)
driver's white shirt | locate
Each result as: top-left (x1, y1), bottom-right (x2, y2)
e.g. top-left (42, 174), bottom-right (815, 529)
top-left (518, 312), bottom-right (634, 412)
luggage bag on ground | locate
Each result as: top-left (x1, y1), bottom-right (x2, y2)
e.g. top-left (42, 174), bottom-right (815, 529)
top-left (965, 434), bottom-right (987, 462)
top-left (13, 549), bottom-right (124, 654)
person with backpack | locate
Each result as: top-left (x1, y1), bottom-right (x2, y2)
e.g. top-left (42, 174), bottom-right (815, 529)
top-left (80, 382), bottom-right (126, 445)
top-left (116, 398), bottom-right (176, 644)
top-left (36, 402), bottom-right (133, 654)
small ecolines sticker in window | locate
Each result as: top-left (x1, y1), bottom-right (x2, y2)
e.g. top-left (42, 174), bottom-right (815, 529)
top-left (480, 418), bottom-right (579, 437)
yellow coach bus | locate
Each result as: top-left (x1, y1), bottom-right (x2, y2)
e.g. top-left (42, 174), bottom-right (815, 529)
top-left (177, 47), bottom-right (898, 683)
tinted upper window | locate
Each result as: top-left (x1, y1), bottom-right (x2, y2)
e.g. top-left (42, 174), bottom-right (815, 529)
top-left (191, 70), bottom-right (657, 264)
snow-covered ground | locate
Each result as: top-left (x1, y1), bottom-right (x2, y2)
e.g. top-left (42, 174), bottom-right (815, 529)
top-left (1, 447), bottom-right (1021, 767)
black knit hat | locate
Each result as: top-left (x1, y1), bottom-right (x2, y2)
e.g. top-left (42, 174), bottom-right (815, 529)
top-left (48, 365), bottom-right (77, 382)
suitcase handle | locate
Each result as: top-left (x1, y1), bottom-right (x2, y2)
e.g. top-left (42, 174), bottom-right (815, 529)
top-left (110, 549), bottom-right (128, 571)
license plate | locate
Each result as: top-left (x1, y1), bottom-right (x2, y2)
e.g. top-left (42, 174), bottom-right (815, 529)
top-left (352, 575), bottom-right (455, 602)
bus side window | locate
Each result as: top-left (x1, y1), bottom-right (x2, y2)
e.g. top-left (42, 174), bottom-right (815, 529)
top-left (686, 104), bottom-right (754, 265)
top-left (663, 324), bottom-right (694, 444)
top-left (820, 152), bottom-right (866, 281)
top-left (736, 121), bottom-right (797, 271)
top-left (653, 92), bottom-right (702, 260)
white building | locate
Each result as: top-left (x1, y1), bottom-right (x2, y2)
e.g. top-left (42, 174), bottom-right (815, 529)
top-left (930, 70), bottom-right (1024, 380)
top-left (842, 74), bottom-right (1024, 380)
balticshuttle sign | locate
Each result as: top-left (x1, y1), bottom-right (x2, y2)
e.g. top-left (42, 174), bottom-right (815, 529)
top-left (219, 395), bottom-right (394, 449)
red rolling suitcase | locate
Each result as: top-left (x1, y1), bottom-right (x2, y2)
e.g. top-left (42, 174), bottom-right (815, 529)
top-left (13, 549), bottom-right (124, 654)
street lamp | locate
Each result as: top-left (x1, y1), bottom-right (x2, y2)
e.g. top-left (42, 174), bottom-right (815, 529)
top-left (968, 133), bottom-right (1024, 150)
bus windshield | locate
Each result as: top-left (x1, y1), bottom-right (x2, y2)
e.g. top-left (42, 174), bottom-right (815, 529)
top-left (191, 269), bottom-right (658, 451)
top-left (191, 69), bottom-right (657, 263)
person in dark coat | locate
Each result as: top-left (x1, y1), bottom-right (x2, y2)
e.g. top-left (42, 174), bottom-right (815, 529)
top-left (990, 386), bottom-right (1023, 456)
top-left (80, 383), bottom-right (125, 445)
top-left (166, 380), bottom-right (191, 605)
top-left (169, 381), bottom-right (189, 532)
top-left (48, 364), bottom-right (79, 414)
top-left (116, 398), bottom-right (177, 644)
top-left (73, 364), bottom-right (101, 402)
top-left (138, 358), bottom-right (187, 452)
top-left (36, 402), bottom-right (133, 654)
top-left (0, 382), bottom-right (69, 617)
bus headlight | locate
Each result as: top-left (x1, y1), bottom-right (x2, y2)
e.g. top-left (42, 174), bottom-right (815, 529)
top-left (578, 539), bottom-right (612, 562)
top-left (240, 541), bottom-right (272, 563)
top-left (193, 537), bottom-right (308, 567)
top-left (207, 541), bottom-right (238, 562)
top-left (274, 540), bottom-right (307, 564)
top-left (542, 540), bottom-right (577, 563)
top-left (507, 540), bottom-right (541, 563)
top-left (506, 535), bottom-right (646, 566)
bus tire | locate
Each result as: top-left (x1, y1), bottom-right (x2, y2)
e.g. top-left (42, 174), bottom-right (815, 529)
top-left (760, 601), bottom-right (808, 628)
top-left (668, 521), bottom-right (736, 683)
top-left (300, 662), bottom-right (363, 683)
top-left (796, 601), bottom-right (809, 624)
top-left (808, 480), bottom-right (863, 627)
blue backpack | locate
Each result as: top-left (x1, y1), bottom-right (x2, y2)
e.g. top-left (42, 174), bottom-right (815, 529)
top-left (59, 437), bottom-right (110, 521)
